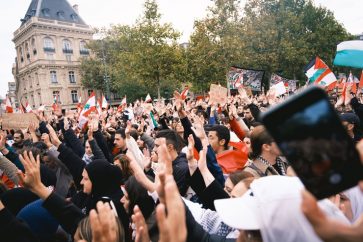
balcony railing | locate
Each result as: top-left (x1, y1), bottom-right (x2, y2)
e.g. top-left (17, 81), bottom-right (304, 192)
top-left (80, 49), bottom-right (89, 55)
top-left (43, 47), bottom-right (55, 53)
top-left (63, 48), bottom-right (73, 54)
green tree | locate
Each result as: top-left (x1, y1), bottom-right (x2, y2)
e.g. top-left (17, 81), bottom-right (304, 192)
top-left (81, 0), bottom-right (183, 101)
top-left (241, 0), bottom-right (351, 87)
top-left (187, 0), bottom-right (245, 92)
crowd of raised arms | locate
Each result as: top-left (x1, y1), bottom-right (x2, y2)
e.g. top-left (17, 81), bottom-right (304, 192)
top-left (0, 85), bottom-right (362, 242)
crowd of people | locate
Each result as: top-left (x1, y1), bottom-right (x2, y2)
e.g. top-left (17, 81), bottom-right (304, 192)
top-left (0, 85), bottom-right (362, 242)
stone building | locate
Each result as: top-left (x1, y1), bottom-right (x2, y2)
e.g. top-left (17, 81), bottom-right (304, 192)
top-left (12, 0), bottom-right (94, 110)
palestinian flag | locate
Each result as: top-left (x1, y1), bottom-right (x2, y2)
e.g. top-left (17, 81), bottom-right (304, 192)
top-left (333, 40), bottom-right (363, 69)
top-left (304, 57), bottom-right (337, 88)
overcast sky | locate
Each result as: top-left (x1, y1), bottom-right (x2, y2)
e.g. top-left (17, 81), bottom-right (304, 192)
top-left (0, 0), bottom-right (361, 97)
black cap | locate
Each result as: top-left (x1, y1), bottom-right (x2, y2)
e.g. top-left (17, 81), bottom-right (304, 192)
top-left (340, 113), bottom-right (360, 125)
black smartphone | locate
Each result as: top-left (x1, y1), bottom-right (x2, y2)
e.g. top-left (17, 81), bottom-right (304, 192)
top-left (260, 86), bottom-right (363, 199)
top-left (100, 197), bottom-right (118, 217)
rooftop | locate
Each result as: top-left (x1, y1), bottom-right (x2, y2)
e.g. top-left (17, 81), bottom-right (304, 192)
top-left (21, 0), bottom-right (86, 26)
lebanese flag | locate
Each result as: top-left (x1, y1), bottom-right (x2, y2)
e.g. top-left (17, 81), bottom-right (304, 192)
top-left (77, 96), bottom-right (83, 113)
top-left (100, 95), bottom-right (108, 109)
top-left (181, 86), bottom-right (189, 100)
top-left (78, 92), bottom-right (97, 128)
top-left (96, 98), bottom-right (102, 115)
top-left (145, 93), bottom-right (152, 103)
top-left (5, 97), bottom-right (13, 113)
top-left (25, 101), bottom-right (33, 113)
top-left (118, 96), bottom-right (127, 112)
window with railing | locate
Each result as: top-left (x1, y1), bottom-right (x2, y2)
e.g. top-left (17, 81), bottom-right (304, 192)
top-left (80, 41), bottom-right (89, 55)
top-left (71, 90), bottom-right (78, 103)
top-left (44, 37), bottom-right (55, 52)
top-left (53, 91), bottom-right (60, 102)
top-left (50, 71), bottom-right (57, 83)
top-left (69, 71), bottom-right (76, 83)
top-left (63, 39), bottom-right (73, 54)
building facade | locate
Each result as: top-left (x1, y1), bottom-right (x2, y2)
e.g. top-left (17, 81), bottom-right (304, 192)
top-left (12, 0), bottom-right (93, 110)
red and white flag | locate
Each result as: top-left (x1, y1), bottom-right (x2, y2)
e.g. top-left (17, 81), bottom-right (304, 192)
top-left (181, 86), bottom-right (189, 100)
top-left (38, 105), bottom-right (46, 112)
top-left (25, 101), bottom-right (33, 113)
top-left (118, 96), bottom-right (127, 112)
top-left (78, 92), bottom-right (97, 128)
top-left (101, 95), bottom-right (108, 109)
top-left (145, 93), bottom-right (152, 103)
top-left (77, 96), bottom-right (83, 113)
top-left (5, 97), bottom-right (13, 113)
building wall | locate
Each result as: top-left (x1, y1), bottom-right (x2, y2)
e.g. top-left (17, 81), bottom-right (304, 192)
top-left (13, 17), bottom-right (93, 110)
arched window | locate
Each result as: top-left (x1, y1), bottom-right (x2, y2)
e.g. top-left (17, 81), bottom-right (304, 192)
top-left (80, 41), bottom-right (89, 55)
top-left (71, 90), bottom-right (78, 103)
top-left (63, 39), bottom-right (73, 53)
top-left (69, 71), bottom-right (76, 83)
top-left (57, 11), bottom-right (65, 20)
top-left (42, 8), bottom-right (50, 17)
top-left (50, 71), bottom-right (57, 83)
top-left (31, 38), bottom-right (37, 55)
top-left (19, 47), bottom-right (24, 63)
top-left (70, 14), bottom-right (78, 22)
top-left (44, 37), bottom-right (55, 52)
top-left (25, 43), bottom-right (30, 59)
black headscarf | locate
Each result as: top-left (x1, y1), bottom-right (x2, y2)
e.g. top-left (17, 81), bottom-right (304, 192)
top-left (85, 159), bottom-right (123, 198)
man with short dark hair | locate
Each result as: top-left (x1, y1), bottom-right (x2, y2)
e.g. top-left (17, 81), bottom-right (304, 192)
top-left (113, 128), bottom-right (127, 155)
top-left (340, 113), bottom-right (363, 143)
top-left (12, 130), bottom-right (25, 151)
top-left (244, 125), bottom-right (288, 177)
top-left (154, 129), bottom-right (189, 196)
top-left (207, 124), bottom-right (248, 174)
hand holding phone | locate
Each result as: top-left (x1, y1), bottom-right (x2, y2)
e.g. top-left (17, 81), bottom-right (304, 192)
top-left (261, 86), bottom-right (363, 199)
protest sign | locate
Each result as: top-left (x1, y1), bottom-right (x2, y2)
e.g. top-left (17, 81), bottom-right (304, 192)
top-left (209, 84), bottom-right (228, 105)
top-left (1, 113), bottom-right (39, 130)
top-left (227, 66), bottom-right (264, 91)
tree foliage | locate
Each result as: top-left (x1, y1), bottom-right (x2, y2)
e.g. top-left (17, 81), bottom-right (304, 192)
top-left (81, 0), bottom-right (353, 99)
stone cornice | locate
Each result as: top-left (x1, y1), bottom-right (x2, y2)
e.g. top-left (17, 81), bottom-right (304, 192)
top-left (13, 17), bottom-right (93, 43)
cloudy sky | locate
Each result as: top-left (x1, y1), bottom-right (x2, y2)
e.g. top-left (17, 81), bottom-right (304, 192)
top-left (0, 0), bottom-right (361, 97)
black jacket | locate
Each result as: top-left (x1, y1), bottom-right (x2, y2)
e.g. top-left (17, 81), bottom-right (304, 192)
top-left (173, 153), bottom-right (189, 196)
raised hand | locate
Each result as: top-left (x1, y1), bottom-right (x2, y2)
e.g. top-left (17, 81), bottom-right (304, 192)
top-left (186, 135), bottom-right (195, 162)
top-left (156, 175), bottom-right (186, 242)
top-left (157, 142), bottom-right (173, 176)
top-left (17, 151), bottom-right (51, 200)
top-left (125, 121), bottom-right (132, 139)
top-left (132, 205), bottom-right (151, 242)
top-left (46, 124), bottom-right (62, 147)
top-left (88, 202), bottom-right (118, 242)
top-left (41, 133), bottom-right (52, 148)
top-left (18, 151), bottom-right (42, 191)
top-left (64, 116), bottom-right (70, 131)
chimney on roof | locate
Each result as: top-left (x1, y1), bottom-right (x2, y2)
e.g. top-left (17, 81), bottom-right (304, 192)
top-left (73, 4), bottom-right (79, 14)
